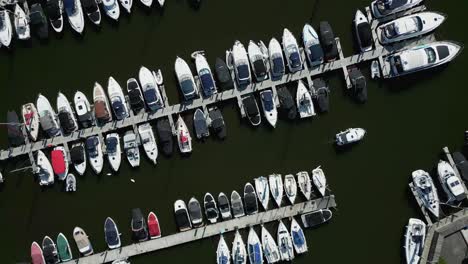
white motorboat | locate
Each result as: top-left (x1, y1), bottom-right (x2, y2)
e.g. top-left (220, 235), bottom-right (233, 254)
top-left (86, 136), bottom-right (104, 174)
top-left (74, 91), bottom-right (94, 128)
top-left (290, 218), bottom-right (308, 254)
top-left (106, 133), bottom-right (122, 172)
top-left (14, 4), bottom-right (31, 41)
top-left (140, 0), bottom-right (152, 8)
top-left (155, 69), bottom-right (164, 85)
top-left (174, 200), bottom-right (192, 231)
top-left (176, 115), bottom-right (192, 154)
top-left (66, 173), bottom-right (77, 192)
top-left (437, 160), bottom-right (466, 202)
top-left (268, 174), bottom-right (283, 207)
top-left (302, 23), bottom-right (323, 67)
top-left (188, 197), bottom-right (203, 227)
top-left (119, 0), bottom-right (132, 13)
top-left (123, 131), bottom-right (140, 167)
top-left (204, 192), bottom-right (219, 224)
top-left (37, 94), bottom-right (61, 137)
top-left (70, 142), bottom-right (86, 175)
top-left (218, 192), bottom-right (232, 220)
top-left (254, 176), bottom-right (270, 210)
top-left (244, 182), bottom-right (259, 215)
top-left (138, 123), bottom-right (158, 164)
top-left (231, 190), bottom-right (245, 218)
top-left (404, 218), bottom-right (426, 264)
top-left (284, 174), bottom-right (297, 205)
top-left (73, 227), bottom-right (93, 256)
top-left (261, 225), bottom-right (280, 264)
top-left (242, 95), bottom-right (262, 126)
top-left (64, 0), bottom-right (85, 34)
top-left (282, 28), bottom-right (302, 73)
top-left (247, 227), bottom-right (263, 264)
top-left (277, 220), bottom-right (294, 261)
top-left (108, 76), bottom-right (129, 120)
top-left (312, 167), bottom-right (327, 197)
top-left (51, 146), bottom-right (69, 180)
top-left (139, 66), bottom-right (163, 111)
top-left (232, 230), bottom-right (247, 264)
top-left (82, 0), bottom-right (101, 25)
top-left (260, 90), bottom-right (277, 128)
top-left (102, 0), bottom-right (120, 21)
top-left (385, 41), bottom-right (463, 78)
top-left (217, 235), bottom-right (231, 264)
top-left (21, 103), bottom-right (40, 141)
top-left (268, 38), bottom-right (285, 79)
top-left (57, 92), bottom-right (78, 134)
top-left (175, 57), bottom-right (198, 100)
top-left (248, 40), bottom-right (268, 82)
top-left (335, 128), bottom-right (366, 146)
top-left (296, 171), bottom-right (312, 200)
top-left (94, 82), bottom-right (113, 124)
top-left (36, 150), bottom-right (54, 186)
top-left (371, 0), bottom-right (424, 19)
top-left (371, 60), bottom-right (380, 79)
top-left (412, 170), bottom-right (440, 218)
top-left (354, 9), bottom-right (373, 52)
top-left (232, 40), bottom-right (251, 86)
top-left (193, 51), bottom-right (217, 97)
top-left (46, 0), bottom-right (64, 33)
top-left (296, 80), bottom-right (315, 118)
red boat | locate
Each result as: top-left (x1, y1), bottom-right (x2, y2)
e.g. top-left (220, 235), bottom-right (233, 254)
top-left (51, 147), bottom-right (68, 181)
top-left (148, 212), bottom-right (161, 239)
top-left (31, 241), bottom-right (45, 264)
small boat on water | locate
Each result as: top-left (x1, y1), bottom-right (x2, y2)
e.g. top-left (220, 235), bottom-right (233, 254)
top-left (138, 123), bottom-right (158, 164)
top-left (139, 66), bottom-right (163, 111)
top-left (209, 107), bottom-right (227, 139)
top-left (127, 78), bottom-right (145, 113)
top-left (296, 80), bottom-right (315, 118)
top-left (108, 77), bottom-right (129, 120)
top-left (244, 182), bottom-right (259, 215)
top-left (46, 0), bottom-right (64, 33)
top-left (102, 0), bottom-right (120, 21)
top-left (123, 131), bottom-right (140, 167)
top-left (0, 10), bottom-right (12, 48)
top-left (36, 150), bottom-right (54, 186)
top-left (177, 116), bottom-right (192, 154)
top-left (312, 78), bottom-right (329, 112)
top-left (148, 212), bottom-right (161, 239)
top-left (14, 4), bottom-right (31, 41)
top-left (94, 82), bottom-right (112, 125)
top-left (284, 174), bottom-right (297, 205)
top-left (175, 57), bottom-right (198, 100)
top-left (277, 220), bottom-right (294, 261)
top-left (335, 128), bottom-right (366, 146)
top-left (82, 0), bottom-right (101, 25)
top-left (156, 118), bottom-right (174, 156)
top-left (6, 111), bottom-right (24, 147)
top-left (290, 218), bottom-right (308, 254)
top-left (204, 192), bottom-right (220, 224)
top-left (119, 0), bottom-right (132, 13)
top-left (57, 233), bottom-right (72, 262)
top-left (254, 176), bottom-right (270, 210)
top-left (371, 60), bottom-right (381, 79)
top-left (233, 40), bottom-right (251, 86)
top-left (57, 92), bottom-right (78, 134)
top-left (30, 4), bottom-right (49, 40)
top-left (155, 69), bottom-right (163, 86)
top-left (310, 168), bottom-right (326, 198)
top-left (231, 190), bottom-right (245, 218)
top-left (297, 171), bottom-right (312, 200)
top-left (319, 21), bottom-right (338, 61)
top-left (193, 108), bottom-right (210, 139)
top-left (218, 192), bottom-right (232, 220)
top-left (104, 217), bottom-right (121, 249)
top-left (354, 9), bottom-right (373, 52)
top-left (86, 136), bottom-right (104, 174)
top-left (51, 146), bottom-right (68, 180)
top-left (73, 227), bottom-right (93, 256)
top-left (437, 160), bottom-right (466, 202)
top-left (260, 90), bottom-right (277, 128)
top-left (248, 40), bottom-right (268, 82)
top-left (371, 0), bottom-right (423, 19)
top-left (302, 23), bottom-right (323, 67)
top-left (31, 241), bottom-right (46, 264)
top-left (131, 208), bottom-right (148, 241)
top-left (404, 218), bottom-right (426, 264)
top-left (174, 200), bottom-right (192, 231)
top-left (106, 133), bottom-right (122, 172)
top-left (22, 103), bottom-right (40, 141)
top-left (282, 28), bottom-right (302, 73)
top-left (65, 174), bottom-right (76, 192)
top-left (232, 230), bottom-right (247, 264)
top-left (349, 66), bottom-right (368, 103)
top-left (74, 91), bottom-right (94, 128)
top-left (301, 209), bottom-right (333, 228)
top-left (188, 197), bottom-right (204, 227)
top-left (242, 95), bottom-right (261, 126)
top-left (268, 38), bottom-right (285, 79)
top-left (64, 0), bottom-right (85, 34)
top-left (412, 170), bottom-right (440, 218)
top-left (269, 174), bottom-right (283, 207)
top-left (37, 94), bottom-right (61, 137)
top-left (193, 51), bottom-right (218, 97)
top-left (261, 225), bottom-right (280, 264)
top-left (42, 236), bottom-right (59, 264)
top-left (214, 57), bottom-right (234, 91)
top-left (277, 86), bottom-right (296, 120)
top-left (217, 235), bottom-right (231, 264)
top-left (247, 227), bottom-right (263, 264)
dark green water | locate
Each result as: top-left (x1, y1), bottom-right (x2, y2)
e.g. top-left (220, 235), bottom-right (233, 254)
top-left (0, 0), bottom-right (467, 263)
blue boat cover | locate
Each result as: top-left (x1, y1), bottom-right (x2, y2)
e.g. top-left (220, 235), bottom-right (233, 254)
top-left (248, 243), bottom-right (262, 264)
top-left (144, 89), bottom-right (157, 103)
top-left (200, 72), bottom-right (215, 97)
top-left (272, 57), bottom-right (284, 76)
top-left (218, 253), bottom-right (229, 264)
top-left (237, 65), bottom-right (250, 81)
top-left (292, 229), bottom-right (305, 247)
top-left (85, 137), bottom-right (98, 151)
top-left (180, 79), bottom-right (195, 96)
top-left (308, 44), bottom-right (324, 63)
top-left (106, 137), bottom-right (118, 153)
top-left (262, 92), bottom-right (274, 111)
top-left (290, 52), bottom-right (301, 68)
top-left (64, 0), bottom-right (75, 14)
top-left (112, 100), bottom-right (127, 119)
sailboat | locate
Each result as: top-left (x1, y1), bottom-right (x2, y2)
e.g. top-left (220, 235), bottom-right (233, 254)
top-left (254, 176), bottom-right (270, 210)
top-left (247, 227), bottom-right (263, 264)
top-left (268, 174), bottom-right (283, 207)
top-left (296, 171), bottom-right (312, 200)
top-left (177, 115), bottom-right (192, 154)
top-left (284, 174), bottom-right (297, 204)
top-left (312, 167), bottom-right (327, 197)
top-left (217, 234), bottom-right (231, 264)
top-left (261, 225), bottom-right (280, 263)
top-left (412, 170), bottom-right (440, 218)
top-left (404, 218), bottom-right (426, 264)
top-left (277, 220), bottom-right (294, 261)
top-left (232, 230), bottom-right (247, 264)
top-left (290, 218), bottom-right (308, 254)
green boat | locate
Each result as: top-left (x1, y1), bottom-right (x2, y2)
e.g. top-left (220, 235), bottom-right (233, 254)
top-left (56, 233), bottom-right (73, 261)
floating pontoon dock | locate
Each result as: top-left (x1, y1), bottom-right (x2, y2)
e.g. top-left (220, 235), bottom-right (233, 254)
top-left (62, 195), bottom-right (336, 264)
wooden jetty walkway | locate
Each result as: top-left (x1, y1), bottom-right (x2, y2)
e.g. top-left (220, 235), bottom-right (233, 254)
top-left (62, 195), bottom-right (337, 264)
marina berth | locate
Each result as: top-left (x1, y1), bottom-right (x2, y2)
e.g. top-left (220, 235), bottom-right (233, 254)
top-left (139, 66), bottom-right (163, 111)
top-left (73, 227), bottom-right (93, 256)
top-left (123, 131), bottom-right (140, 167)
top-left (82, 0), bottom-right (101, 25)
top-left (51, 146), bottom-right (68, 180)
top-left (261, 225), bottom-right (280, 264)
top-left (296, 80), bottom-right (315, 118)
top-left (21, 103), bottom-right (40, 141)
top-left (437, 160), bottom-right (466, 202)
top-left (244, 182), bottom-right (259, 215)
top-left (371, 0), bottom-right (423, 18)
top-left (64, 0), bottom-right (85, 34)
top-left (56, 233), bottom-right (73, 262)
top-left (127, 78), bottom-right (146, 114)
top-left (214, 57), bottom-right (234, 91)
top-left (37, 94), bottom-right (61, 137)
top-left (176, 115), bottom-right (192, 153)
top-left (297, 171), bottom-right (312, 200)
top-left (284, 174), bottom-right (297, 205)
top-left (14, 4), bottom-right (31, 41)
top-left (36, 150), bottom-right (54, 186)
top-left (131, 208), bottom-right (149, 241)
top-left (86, 136), bottom-right (104, 174)
top-left (411, 170), bottom-right (440, 218)
top-left (31, 241), bottom-right (46, 264)
top-left (300, 208), bottom-right (332, 228)
top-left (188, 197), bottom-right (204, 227)
top-left (277, 220), bottom-right (294, 261)
top-left (404, 218), bottom-right (426, 264)
top-left (231, 190), bottom-right (245, 218)
top-left (174, 200), bottom-right (192, 231)
top-left (217, 235), bottom-right (230, 264)
top-left (290, 218), bottom-right (307, 254)
top-left (30, 4), bottom-right (49, 40)
top-left (260, 90), bottom-right (278, 128)
top-left (254, 176), bottom-right (270, 210)
top-left (175, 57), bottom-right (198, 100)
top-left (268, 38), bottom-right (285, 79)
top-left (156, 118), bottom-right (174, 156)
top-left (208, 107), bottom-right (227, 140)
top-left (102, 0), bottom-right (120, 21)
top-left (105, 217), bottom-right (121, 249)
top-left (106, 133), bottom-right (122, 172)
top-left (148, 212), bottom-right (161, 239)
top-left (218, 192), bottom-right (232, 220)
top-left (204, 192), bottom-right (220, 224)
top-left (232, 40), bottom-right (251, 86)
top-left (138, 123), bottom-right (158, 164)
top-left (247, 227), bottom-right (263, 264)
top-left (302, 23), bottom-right (324, 67)
top-left (232, 230), bottom-right (247, 264)
top-left (269, 174), bottom-right (283, 207)
top-left (193, 51), bottom-right (218, 97)
top-left (193, 108), bottom-right (210, 139)
top-left (46, 0), bottom-right (64, 33)
top-left (282, 28), bottom-right (302, 73)
top-left (108, 77), bottom-right (129, 120)
top-left (74, 91), bottom-right (95, 128)
top-left (42, 236), bottom-right (59, 264)
top-left (93, 82), bottom-right (113, 125)
top-left (57, 92), bottom-right (78, 134)
top-left (311, 167), bottom-right (327, 197)
top-left (248, 40), bottom-right (268, 82)
top-left (242, 95), bottom-right (261, 126)
top-left (319, 21), bottom-right (338, 61)
top-left (354, 9), bottom-right (373, 52)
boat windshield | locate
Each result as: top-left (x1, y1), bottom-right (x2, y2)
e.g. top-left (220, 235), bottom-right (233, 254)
top-left (424, 48), bottom-right (437, 63)
top-left (180, 79), bottom-right (195, 96)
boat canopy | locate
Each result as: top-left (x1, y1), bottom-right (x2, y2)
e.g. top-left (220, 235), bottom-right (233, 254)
top-left (105, 219), bottom-right (119, 246)
top-left (175, 209), bottom-right (190, 229)
top-left (64, 0), bottom-right (76, 14)
top-left (244, 96), bottom-right (259, 117)
top-left (289, 51), bottom-right (301, 68)
top-left (86, 137), bottom-right (98, 151)
top-left (39, 113), bottom-right (56, 130)
top-left (46, 0), bottom-right (61, 20)
top-left (200, 72), bottom-right (215, 96)
top-left (261, 91), bottom-right (274, 111)
top-left (180, 79), bottom-right (196, 96)
top-left (58, 111), bottom-right (76, 133)
top-left (237, 64), bottom-right (250, 80)
top-left (215, 58), bottom-right (232, 83)
top-left (271, 56), bottom-right (284, 75)
top-left (106, 137), bottom-right (118, 153)
top-left (188, 201), bottom-right (202, 220)
top-left (70, 146), bottom-right (85, 163)
top-left (253, 60), bottom-right (267, 78)
top-left (51, 150), bottom-right (66, 174)
top-left (244, 193), bottom-right (257, 213)
top-left (111, 99), bottom-right (126, 118)
top-left (357, 23), bottom-right (372, 48)
top-left (308, 44), bottom-right (324, 62)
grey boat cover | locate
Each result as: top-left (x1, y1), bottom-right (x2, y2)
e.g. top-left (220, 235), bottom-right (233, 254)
top-left (156, 118), bottom-right (174, 156)
top-left (218, 194), bottom-right (230, 215)
top-left (215, 57), bottom-right (233, 89)
top-left (349, 67), bottom-right (367, 103)
top-left (188, 199), bottom-right (203, 223)
top-left (194, 110), bottom-right (209, 138)
top-left (231, 192), bottom-right (244, 216)
top-left (208, 107), bottom-right (226, 139)
top-left (58, 111), bottom-right (76, 134)
top-left (131, 208), bottom-right (148, 241)
top-left (244, 185), bottom-right (258, 215)
top-left (204, 195), bottom-right (219, 220)
top-left (277, 86), bottom-right (297, 119)
top-left (253, 59), bottom-right (267, 80)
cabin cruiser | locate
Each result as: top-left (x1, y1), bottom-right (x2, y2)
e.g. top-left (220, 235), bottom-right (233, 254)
top-left (14, 4), bottom-right (31, 41)
top-left (232, 41), bottom-right (251, 86)
top-left (86, 136), bottom-right (104, 174)
top-left (297, 171), bottom-right (312, 200)
top-left (269, 174), bottom-right (283, 207)
top-left (335, 128), bottom-right (366, 146)
top-left (404, 218), bottom-right (426, 264)
top-left (131, 208), bottom-right (148, 241)
top-left (248, 41), bottom-right (268, 82)
top-left (139, 66), bottom-right (163, 111)
top-left (108, 77), bottom-right (129, 120)
top-left (193, 109), bottom-right (210, 139)
top-left (46, 0), bottom-right (64, 33)
top-left (127, 78), bottom-right (145, 113)
top-left (290, 218), bottom-right (308, 254)
top-left (138, 123), bottom-right (158, 164)
top-left (378, 12), bottom-right (446, 44)
top-left (244, 182), bottom-right (259, 215)
top-left (284, 174), bottom-right (297, 204)
top-left (217, 235), bottom-right (230, 264)
top-left (214, 57), bottom-right (234, 91)
top-left (296, 80), bottom-right (315, 118)
top-left (177, 115), bottom-right (192, 154)
top-left (319, 21), bottom-right (338, 61)
top-left (301, 209), bottom-right (333, 228)
top-left (156, 118), bottom-right (174, 156)
top-left (303, 23), bottom-right (324, 67)
top-left (437, 160), bottom-right (466, 202)
top-left (120, 0), bottom-right (132, 13)
top-left (36, 150), bottom-right (54, 186)
top-left (313, 78), bottom-right (330, 112)
top-left (282, 28), bottom-right (302, 73)
top-left (51, 146), bottom-right (68, 180)
top-left (148, 212), bottom-right (161, 239)
top-left (277, 86), bottom-right (297, 120)
top-left (188, 197), bottom-right (204, 227)
top-left (22, 103), bottom-right (40, 141)
top-left (204, 193), bottom-right (219, 224)
top-left (412, 170), bottom-right (440, 218)
top-left (268, 38), bottom-right (285, 79)
top-left (175, 57), bottom-right (198, 100)
top-left (208, 107), bottom-right (227, 139)
top-left (242, 95), bottom-right (261, 126)
top-left (30, 4), bottom-right (49, 40)
top-left (174, 200), bottom-right (192, 231)
top-left (260, 90), bottom-right (277, 128)
top-left (348, 66), bottom-right (367, 102)
top-left (218, 192), bottom-right (232, 220)
top-left (106, 133), bottom-right (121, 172)
top-left (73, 227), bottom-right (93, 256)
top-left (311, 167), bottom-right (327, 197)
top-left (261, 225), bottom-right (280, 263)
top-left (231, 190), bottom-right (245, 218)
top-left (385, 41), bottom-right (463, 78)
top-left (277, 220), bottom-right (294, 261)
top-left (94, 82), bottom-right (112, 125)
top-left (64, 0), bottom-right (85, 34)
top-left (232, 230), bottom-right (247, 264)
top-left (6, 111), bottom-right (24, 147)
top-left (247, 227), bottom-right (263, 264)
top-left (70, 143), bottom-right (86, 175)
top-left (254, 176), bottom-right (270, 210)
top-left (193, 51), bottom-right (217, 97)
top-left (453, 152), bottom-right (468, 182)
top-left (82, 0), bottom-right (101, 25)
top-left (42, 236), bottom-right (59, 264)
top-left (371, 0), bottom-right (423, 19)
top-left (74, 91), bottom-right (94, 128)
top-left (37, 94), bottom-right (61, 137)
top-left (354, 9), bottom-right (373, 52)
top-left (31, 241), bottom-right (46, 264)
top-left (102, 0), bottom-right (120, 21)
top-left (65, 174), bottom-right (77, 192)
top-left (57, 92), bottom-right (78, 134)
top-left (123, 131), bottom-right (140, 167)
top-left (104, 217), bottom-right (121, 249)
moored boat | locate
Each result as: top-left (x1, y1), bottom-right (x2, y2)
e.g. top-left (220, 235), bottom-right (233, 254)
top-left (120, 0), bottom-right (132, 13)
top-left (268, 174), bottom-right (283, 207)
top-left (82, 0), bottom-right (101, 25)
top-left (31, 241), bottom-right (46, 264)
top-left (254, 176), bottom-right (270, 210)
top-left (412, 170), bottom-right (440, 218)
top-left (209, 106), bottom-right (226, 139)
top-left (319, 21), bottom-right (338, 61)
top-left (193, 108), bottom-right (210, 139)
top-left (193, 51), bottom-right (218, 97)
top-left (46, 0), bottom-right (64, 33)
top-left (51, 146), bottom-right (68, 181)
top-left (177, 115), bottom-right (192, 154)
top-left (244, 182), bottom-right (259, 215)
top-left (139, 66), bottom-right (163, 111)
top-left (214, 57), bottom-right (234, 91)
top-left (277, 220), bottom-right (294, 261)
top-left (247, 227), bottom-right (263, 264)
top-left (349, 66), bottom-right (368, 102)
top-left (354, 9), bottom-right (373, 52)
top-left (106, 133), bottom-right (122, 172)
top-left (93, 82), bottom-right (112, 125)
top-left (22, 103), bottom-right (40, 141)
top-left (123, 131), bottom-right (140, 167)
top-left (301, 209), bottom-right (333, 228)
top-left (57, 92), bottom-right (78, 134)
top-left (277, 86), bottom-right (296, 120)
top-left (242, 95), bottom-right (261, 126)
top-left (156, 118), bottom-right (174, 156)
top-left (204, 192), bottom-right (219, 224)
top-left (371, 60), bottom-right (381, 79)
top-left (218, 192), bottom-right (232, 220)
top-left (140, 0), bottom-right (152, 8)
top-left (296, 80), bottom-right (315, 118)
top-left (65, 173), bottom-right (76, 192)
top-left (104, 217), bottom-right (121, 249)
top-left (148, 211), bottom-right (161, 239)
top-left (127, 78), bottom-right (145, 113)
top-left (73, 227), bottom-right (93, 256)
top-left (86, 136), bottom-right (104, 174)
top-left (260, 90), bottom-right (277, 128)
top-left (268, 38), bottom-right (285, 79)
top-left (42, 236), bottom-right (59, 264)
top-left (290, 218), bottom-right (308, 254)
top-left (248, 40), bottom-right (268, 82)
top-left (284, 174), bottom-right (297, 204)
top-left (282, 28), bottom-right (302, 73)
top-left (404, 218), bottom-right (426, 264)
top-left (102, 0), bottom-right (120, 21)
top-left (108, 77), bottom-right (129, 120)
top-left (131, 208), bottom-right (148, 241)
top-left (335, 128), bottom-right (366, 146)
top-left (174, 200), bottom-right (192, 231)
top-left (6, 111), bottom-right (24, 147)
top-left (64, 0), bottom-right (85, 34)
top-left (371, 0), bottom-right (423, 19)
top-left (14, 4), bottom-right (31, 41)
top-left (312, 167), bottom-right (327, 197)
top-left (30, 4), bottom-right (49, 40)
top-left (232, 230), bottom-right (247, 264)
top-left (232, 40), bottom-right (251, 86)
top-left (36, 150), bottom-right (54, 186)
top-left (0, 10), bottom-right (12, 48)
top-left (217, 234), bottom-right (231, 264)
top-left (437, 160), bottom-right (466, 202)
top-left (261, 225), bottom-right (280, 264)
top-left (37, 94), bottom-right (61, 137)
top-left (231, 190), bottom-right (245, 218)
top-left (297, 171), bottom-right (312, 200)
top-left (74, 91), bottom-right (94, 128)
top-left (188, 197), bottom-right (204, 227)
top-left (302, 23), bottom-right (323, 67)
top-left (175, 57), bottom-right (198, 100)
top-left (313, 78), bottom-right (330, 112)
top-left (138, 123), bottom-right (158, 164)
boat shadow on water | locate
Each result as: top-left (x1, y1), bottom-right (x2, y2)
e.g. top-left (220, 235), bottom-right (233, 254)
top-left (383, 64), bottom-right (450, 93)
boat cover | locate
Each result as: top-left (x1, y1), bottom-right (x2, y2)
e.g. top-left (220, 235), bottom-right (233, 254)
top-left (215, 58), bottom-right (233, 84)
top-left (86, 137), bottom-right (98, 151)
top-left (200, 71), bottom-right (215, 97)
top-left (237, 65), bottom-right (250, 80)
top-left (188, 200), bottom-right (202, 221)
top-left (46, 0), bottom-right (61, 20)
top-left (105, 219), bottom-right (119, 246)
top-left (143, 89), bottom-right (157, 104)
top-left (64, 0), bottom-right (75, 14)
top-left (244, 193), bottom-right (257, 214)
top-left (58, 111), bottom-right (76, 133)
top-left (106, 137), bottom-right (118, 153)
top-left (51, 150), bottom-right (66, 174)
top-left (156, 119), bottom-right (173, 155)
top-left (357, 23), bottom-right (372, 48)
top-left (289, 52), bottom-right (301, 68)
top-left (111, 99), bottom-right (126, 119)
top-left (131, 208), bottom-right (147, 234)
top-left (349, 67), bottom-right (367, 102)
top-left (292, 229), bottom-right (306, 247)
top-left (175, 209), bottom-right (191, 230)
top-left (194, 111), bottom-right (209, 137)
top-left (261, 92), bottom-right (274, 111)
top-left (218, 196), bottom-right (229, 211)
top-left (253, 60), bottom-right (267, 78)
top-left (70, 146), bottom-right (84, 164)
top-left (243, 96), bottom-right (259, 117)
top-left (453, 152), bottom-right (468, 182)
top-left (248, 242), bottom-right (262, 264)
top-left (209, 108), bottom-right (226, 139)
top-left (308, 44), bottom-right (324, 63)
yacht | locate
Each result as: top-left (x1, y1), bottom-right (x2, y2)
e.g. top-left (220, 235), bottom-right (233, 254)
top-left (301, 209), bottom-right (333, 228)
top-left (302, 23), bottom-right (323, 67)
top-left (86, 136), bottom-right (104, 174)
top-left (127, 78), bottom-right (145, 113)
top-left (51, 146), bottom-right (68, 180)
top-left (437, 160), bottom-right (466, 202)
top-left (104, 217), bottom-right (121, 249)
top-left (290, 218), bottom-right (308, 254)
top-left (254, 176), bottom-right (270, 210)
top-left (131, 208), bottom-right (148, 241)
top-left (193, 51), bottom-right (218, 97)
top-left (319, 21), bottom-right (338, 61)
top-left (21, 103), bottom-right (40, 141)
top-left (102, 0), bottom-right (120, 21)
top-left (284, 174), bottom-right (297, 205)
top-left (311, 167), bottom-right (327, 197)
top-left (148, 212), bottom-right (161, 239)
top-left (297, 171), bottom-right (312, 200)
top-left (282, 28), bottom-right (302, 73)
top-left (0, 10), bottom-right (12, 48)
top-left (37, 94), bottom-right (61, 137)
top-left (232, 230), bottom-right (247, 264)
top-left (354, 9), bottom-right (373, 53)
top-left (248, 41), bottom-right (268, 82)
top-left (175, 57), bottom-right (198, 100)
top-left (296, 80), bottom-right (315, 118)
top-left (188, 197), bottom-right (204, 227)
top-left (31, 242), bottom-right (46, 264)
top-left (36, 150), bottom-right (54, 186)
top-left (247, 227), bottom-right (263, 264)
top-left (244, 182), bottom-right (259, 215)
top-left (232, 40), bottom-right (251, 86)
top-left (42, 236), bottom-right (59, 264)
top-left (242, 95), bottom-right (261, 126)
top-left (260, 90), bottom-right (277, 128)
top-left (214, 57), bottom-right (234, 91)
top-left (277, 220), bottom-right (294, 261)
top-left (378, 12), bottom-right (446, 44)
top-left (335, 128), bottom-right (366, 146)
top-left (404, 218), bottom-right (426, 264)
top-left (193, 108), bottom-right (210, 139)
top-left (204, 192), bottom-right (219, 224)
top-left (209, 106), bottom-right (227, 139)
top-left (57, 92), bottom-right (78, 134)
top-left (176, 115), bottom-right (192, 154)
top-left (123, 131), bottom-right (140, 167)
top-left (268, 38), bottom-right (285, 79)
top-left (74, 91), bottom-right (94, 128)
top-left (64, 0), bottom-right (85, 34)
top-left (218, 192), bottom-right (232, 220)
top-left (93, 82), bottom-right (112, 124)
top-left (231, 190), bottom-right (245, 218)
top-left (65, 173), bottom-right (76, 192)
top-left (70, 143), bottom-right (86, 175)
top-left (73, 227), bottom-right (93, 256)
top-left (313, 78), bottom-right (330, 112)
top-left (156, 118), bottom-right (174, 156)
top-left (385, 41), bottom-right (463, 78)
top-left (261, 225), bottom-right (280, 264)
top-left (120, 0), bottom-right (132, 13)
top-left (30, 4), bottom-right (49, 40)
top-left (138, 123), bottom-right (158, 164)
top-left (174, 200), bottom-right (192, 231)
top-left (14, 4), bottom-right (31, 41)
top-left (269, 174), bottom-right (283, 207)
top-left (349, 66), bottom-right (368, 102)
top-left (82, 0), bottom-right (101, 25)
top-left (217, 235), bottom-right (231, 264)
top-left (57, 232), bottom-right (73, 261)
top-left (139, 66), bottom-right (163, 111)
top-left (106, 133), bottom-right (122, 172)
top-left (412, 170), bottom-right (440, 218)
top-left (277, 86), bottom-right (297, 120)
top-left (46, 0), bottom-right (64, 33)
top-left (371, 0), bottom-right (424, 18)
top-left (108, 77), bottom-right (129, 120)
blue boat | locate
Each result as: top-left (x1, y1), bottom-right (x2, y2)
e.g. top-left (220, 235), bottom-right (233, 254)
top-left (247, 227), bottom-right (263, 264)
top-left (290, 218), bottom-right (308, 254)
top-left (194, 52), bottom-right (217, 97)
top-left (104, 217), bottom-right (121, 249)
